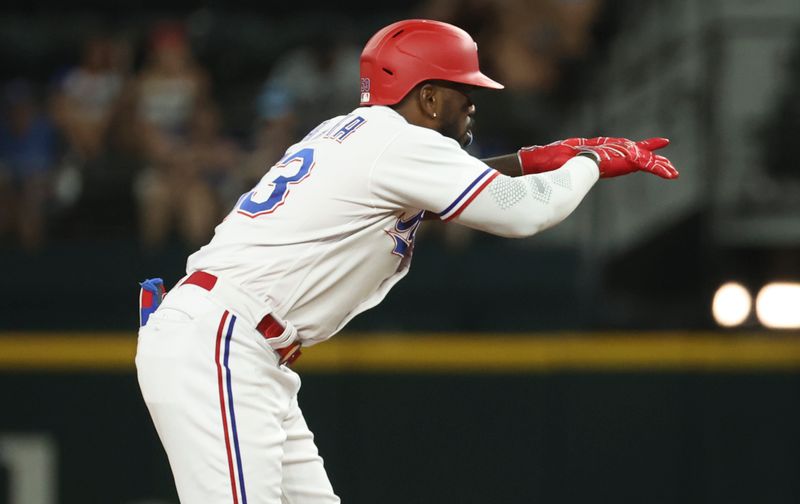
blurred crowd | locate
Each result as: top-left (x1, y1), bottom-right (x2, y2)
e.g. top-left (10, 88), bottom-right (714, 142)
top-left (0, 1), bottom-right (605, 252)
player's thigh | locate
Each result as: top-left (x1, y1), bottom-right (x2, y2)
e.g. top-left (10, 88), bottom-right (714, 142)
top-left (281, 395), bottom-right (340, 504)
top-left (137, 288), bottom-right (296, 503)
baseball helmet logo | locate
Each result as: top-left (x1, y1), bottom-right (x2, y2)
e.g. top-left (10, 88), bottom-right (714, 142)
top-left (359, 19), bottom-right (503, 106)
top-left (360, 77), bottom-right (371, 103)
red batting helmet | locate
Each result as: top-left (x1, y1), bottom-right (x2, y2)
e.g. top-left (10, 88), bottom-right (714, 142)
top-left (359, 19), bottom-right (504, 106)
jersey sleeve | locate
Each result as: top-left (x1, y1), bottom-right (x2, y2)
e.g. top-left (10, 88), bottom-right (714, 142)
top-left (368, 128), bottom-right (499, 220)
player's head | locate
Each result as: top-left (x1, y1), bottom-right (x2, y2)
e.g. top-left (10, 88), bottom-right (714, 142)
top-left (359, 19), bottom-right (503, 147)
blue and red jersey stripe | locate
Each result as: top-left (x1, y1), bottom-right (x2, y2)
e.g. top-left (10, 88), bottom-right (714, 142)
top-left (438, 168), bottom-right (499, 222)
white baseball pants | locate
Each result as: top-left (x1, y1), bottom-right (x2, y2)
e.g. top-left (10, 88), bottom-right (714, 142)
top-left (136, 284), bottom-right (340, 504)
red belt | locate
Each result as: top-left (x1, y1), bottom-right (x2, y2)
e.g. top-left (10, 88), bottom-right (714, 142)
top-left (182, 271), bottom-right (302, 366)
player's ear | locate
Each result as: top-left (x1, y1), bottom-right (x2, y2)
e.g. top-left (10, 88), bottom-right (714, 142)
top-left (418, 83), bottom-right (439, 120)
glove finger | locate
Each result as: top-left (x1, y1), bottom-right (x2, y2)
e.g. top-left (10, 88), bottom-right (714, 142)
top-left (582, 136), bottom-right (628, 146)
top-left (599, 144), bottom-right (632, 159)
top-left (556, 137), bottom-right (588, 147)
top-left (636, 137), bottom-right (669, 151)
top-left (649, 155), bottom-right (679, 179)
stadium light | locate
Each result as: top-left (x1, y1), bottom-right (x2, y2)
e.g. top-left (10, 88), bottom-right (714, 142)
top-left (712, 282), bottom-right (751, 328)
top-left (755, 282), bottom-right (800, 329)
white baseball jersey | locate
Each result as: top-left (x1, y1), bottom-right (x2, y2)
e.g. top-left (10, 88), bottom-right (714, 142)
top-left (187, 105), bottom-right (497, 344)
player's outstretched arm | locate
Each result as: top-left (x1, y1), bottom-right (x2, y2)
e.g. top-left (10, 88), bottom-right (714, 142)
top-left (486, 137), bottom-right (679, 179)
top-left (455, 155), bottom-right (600, 238)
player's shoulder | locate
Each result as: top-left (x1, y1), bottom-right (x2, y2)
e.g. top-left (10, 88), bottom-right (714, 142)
top-left (383, 119), bottom-right (468, 165)
top-left (355, 105), bottom-right (411, 135)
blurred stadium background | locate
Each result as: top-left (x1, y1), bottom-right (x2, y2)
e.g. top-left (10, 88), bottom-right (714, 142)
top-left (1, 0), bottom-right (799, 502)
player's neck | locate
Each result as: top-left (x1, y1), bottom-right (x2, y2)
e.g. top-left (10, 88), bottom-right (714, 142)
top-left (390, 102), bottom-right (438, 131)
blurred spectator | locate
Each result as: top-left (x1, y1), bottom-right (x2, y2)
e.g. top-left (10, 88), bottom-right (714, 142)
top-left (0, 79), bottom-right (58, 250)
top-left (554, 0), bottom-right (602, 60)
top-left (135, 22), bottom-right (210, 157)
top-left (52, 34), bottom-right (126, 164)
top-left (243, 24), bottom-right (359, 195)
top-left (135, 101), bottom-right (240, 249)
top-left (50, 32), bottom-right (135, 224)
top-left (133, 21), bottom-right (213, 249)
top-left (182, 104), bottom-right (242, 234)
top-left (242, 86), bottom-right (297, 187)
top-left (421, 0), bottom-right (601, 92)
top-left (259, 27), bottom-right (360, 138)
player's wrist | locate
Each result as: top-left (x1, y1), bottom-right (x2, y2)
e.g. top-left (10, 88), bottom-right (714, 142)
top-left (518, 146), bottom-right (558, 175)
top-left (516, 149), bottom-right (526, 176)
top-left (576, 149), bottom-right (601, 166)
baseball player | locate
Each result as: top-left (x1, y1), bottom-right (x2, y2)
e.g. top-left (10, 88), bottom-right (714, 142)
top-left (136, 19), bottom-right (678, 504)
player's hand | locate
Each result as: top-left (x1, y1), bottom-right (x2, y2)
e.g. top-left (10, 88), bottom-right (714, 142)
top-left (519, 137), bottom-right (634, 174)
top-left (580, 139), bottom-right (679, 179)
top-left (519, 137), bottom-right (670, 174)
top-left (517, 137), bottom-right (678, 178)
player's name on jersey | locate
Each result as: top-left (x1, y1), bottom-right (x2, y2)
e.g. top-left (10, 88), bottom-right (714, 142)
top-left (302, 113), bottom-right (367, 144)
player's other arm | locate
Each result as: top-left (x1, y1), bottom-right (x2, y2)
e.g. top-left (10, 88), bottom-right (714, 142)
top-left (481, 153), bottom-right (521, 176)
top-left (483, 136), bottom-right (679, 179)
top-left (460, 138), bottom-right (679, 237)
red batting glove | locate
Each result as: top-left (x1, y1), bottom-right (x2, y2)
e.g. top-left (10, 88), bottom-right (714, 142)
top-left (518, 142), bottom-right (577, 175)
top-left (518, 137), bottom-right (677, 179)
top-left (579, 139), bottom-right (679, 179)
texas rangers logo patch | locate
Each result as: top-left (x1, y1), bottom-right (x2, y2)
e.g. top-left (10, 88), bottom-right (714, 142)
top-left (386, 211), bottom-right (424, 257)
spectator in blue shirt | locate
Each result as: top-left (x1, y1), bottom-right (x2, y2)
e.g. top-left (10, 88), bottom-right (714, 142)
top-left (0, 79), bottom-right (58, 250)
